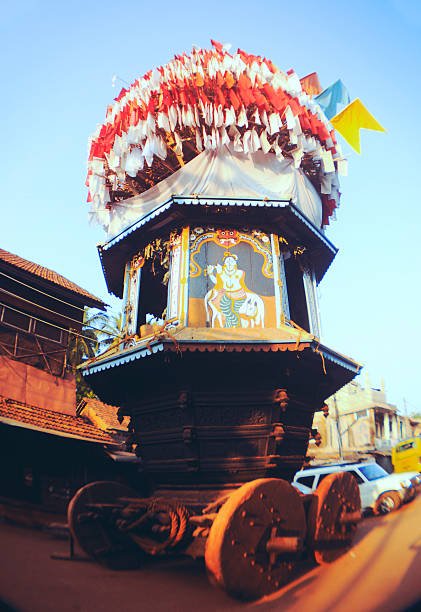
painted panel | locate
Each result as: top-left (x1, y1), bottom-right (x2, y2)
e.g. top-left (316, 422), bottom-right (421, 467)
top-left (303, 266), bottom-right (321, 337)
top-left (179, 227), bottom-right (190, 326)
top-left (188, 228), bottom-right (276, 329)
top-left (270, 234), bottom-right (290, 326)
top-left (126, 254), bottom-right (143, 336)
top-left (167, 234), bottom-right (182, 320)
top-left (279, 253), bottom-right (290, 320)
top-left (122, 261), bottom-right (131, 336)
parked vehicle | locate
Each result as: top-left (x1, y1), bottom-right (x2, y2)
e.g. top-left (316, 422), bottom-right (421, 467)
top-left (392, 436), bottom-right (421, 474)
top-left (293, 462), bottom-right (420, 514)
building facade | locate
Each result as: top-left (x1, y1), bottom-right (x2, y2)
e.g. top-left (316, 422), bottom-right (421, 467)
top-left (0, 247), bottom-right (104, 412)
top-left (0, 249), bottom-right (141, 514)
top-left (312, 376), bottom-right (418, 467)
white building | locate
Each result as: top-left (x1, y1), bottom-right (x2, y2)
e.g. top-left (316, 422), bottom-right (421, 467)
top-left (311, 375), bottom-right (417, 467)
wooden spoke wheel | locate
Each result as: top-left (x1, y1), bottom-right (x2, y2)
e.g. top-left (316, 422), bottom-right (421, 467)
top-left (307, 472), bottom-right (361, 564)
top-left (205, 478), bottom-right (306, 601)
top-left (67, 481), bottom-right (145, 570)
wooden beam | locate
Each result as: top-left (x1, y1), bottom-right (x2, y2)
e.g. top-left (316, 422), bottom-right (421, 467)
top-left (34, 336), bottom-right (53, 376)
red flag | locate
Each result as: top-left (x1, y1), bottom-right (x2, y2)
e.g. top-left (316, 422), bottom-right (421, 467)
top-left (252, 88), bottom-right (270, 111)
top-left (299, 111), bottom-right (311, 132)
top-left (115, 87), bottom-right (128, 102)
top-left (229, 88), bottom-right (241, 111)
top-left (262, 83), bottom-right (287, 112)
top-left (211, 39), bottom-right (224, 52)
top-left (216, 87), bottom-right (226, 107)
top-left (237, 73), bottom-right (253, 106)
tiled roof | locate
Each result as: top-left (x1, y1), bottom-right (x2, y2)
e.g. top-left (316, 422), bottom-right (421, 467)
top-left (81, 397), bottom-right (130, 432)
top-left (0, 248), bottom-right (104, 307)
top-left (0, 396), bottom-right (117, 444)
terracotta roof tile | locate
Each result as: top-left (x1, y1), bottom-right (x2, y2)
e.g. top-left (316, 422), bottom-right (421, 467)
top-left (81, 397), bottom-right (130, 432)
top-left (0, 395), bottom-right (116, 444)
top-left (0, 248), bottom-right (104, 307)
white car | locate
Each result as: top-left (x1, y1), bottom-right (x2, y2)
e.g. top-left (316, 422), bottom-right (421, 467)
top-left (293, 462), bottom-right (420, 514)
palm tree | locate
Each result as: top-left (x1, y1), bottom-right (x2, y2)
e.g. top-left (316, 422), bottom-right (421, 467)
top-left (96, 310), bottom-right (125, 354)
top-left (67, 308), bottom-right (122, 401)
top-left (67, 309), bottom-right (106, 366)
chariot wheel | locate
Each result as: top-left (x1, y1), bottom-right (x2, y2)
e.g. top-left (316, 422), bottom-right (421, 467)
top-left (205, 478), bottom-right (306, 601)
top-left (307, 472), bottom-right (361, 564)
top-left (68, 480), bottom-right (144, 569)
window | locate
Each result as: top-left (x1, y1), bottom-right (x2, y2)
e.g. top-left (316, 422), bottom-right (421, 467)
top-left (317, 469), bottom-right (365, 486)
top-left (349, 470), bottom-right (364, 485)
top-left (296, 475), bottom-right (315, 489)
top-left (34, 320), bottom-right (62, 343)
top-left (396, 441), bottom-right (415, 453)
top-left (2, 307), bottom-right (31, 332)
top-left (284, 256), bottom-right (310, 331)
top-left (317, 472), bottom-right (334, 486)
top-left (1, 307), bottom-right (62, 343)
top-left (358, 463), bottom-right (388, 481)
top-left (137, 259), bottom-right (168, 329)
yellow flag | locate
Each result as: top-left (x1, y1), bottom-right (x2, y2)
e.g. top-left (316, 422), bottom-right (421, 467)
top-left (330, 98), bottom-right (385, 153)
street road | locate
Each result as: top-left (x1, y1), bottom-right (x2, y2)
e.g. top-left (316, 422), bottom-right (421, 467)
top-left (0, 495), bottom-right (420, 612)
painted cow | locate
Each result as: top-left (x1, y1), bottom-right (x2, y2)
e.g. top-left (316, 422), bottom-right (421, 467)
top-left (204, 289), bottom-right (265, 329)
top-left (238, 293), bottom-right (265, 328)
top-left (204, 288), bottom-right (224, 328)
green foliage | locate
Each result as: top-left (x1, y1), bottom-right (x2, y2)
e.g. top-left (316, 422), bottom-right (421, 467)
top-left (96, 310), bottom-right (125, 352)
top-left (74, 370), bottom-right (96, 403)
top-left (67, 308), bottom-right (124, 402)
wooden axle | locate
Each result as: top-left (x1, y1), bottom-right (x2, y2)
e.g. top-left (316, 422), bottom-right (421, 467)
top-left (266, 536), bottom-right (303, 554)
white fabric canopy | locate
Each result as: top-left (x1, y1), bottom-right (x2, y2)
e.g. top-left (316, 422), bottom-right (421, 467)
top-left (97, 147), bottom-right (323, 238)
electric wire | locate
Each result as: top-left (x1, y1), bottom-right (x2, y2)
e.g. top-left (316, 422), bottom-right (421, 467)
top-left (0, 270), bottom-right (105, 313)
top-left (0, 301), bottom-right (119, 345)
top-left (0, 287), bottom-right (117, 337)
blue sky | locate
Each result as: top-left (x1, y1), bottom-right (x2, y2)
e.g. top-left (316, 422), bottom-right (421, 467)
top-left (1, 0), bottom-right (421, 413)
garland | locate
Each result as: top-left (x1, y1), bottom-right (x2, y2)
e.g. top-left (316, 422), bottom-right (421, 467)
top-left (133, 230), bottom-right (179, 284)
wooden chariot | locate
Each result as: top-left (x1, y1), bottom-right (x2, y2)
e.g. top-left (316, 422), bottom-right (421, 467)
top-left (72, 42), bottom-right (363, 599)
top-left (68, 189), bottom-right (362, 599)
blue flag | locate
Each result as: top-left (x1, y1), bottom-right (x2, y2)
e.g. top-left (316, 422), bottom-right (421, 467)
top-left (315, 80), bottom-right (351, 120)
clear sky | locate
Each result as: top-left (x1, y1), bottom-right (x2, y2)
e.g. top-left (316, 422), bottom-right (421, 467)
top-left (1, 0), bottom-right (420, 414)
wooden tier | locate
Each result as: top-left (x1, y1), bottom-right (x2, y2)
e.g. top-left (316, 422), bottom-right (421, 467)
top-left (83, 342), bottom-right (358, 489)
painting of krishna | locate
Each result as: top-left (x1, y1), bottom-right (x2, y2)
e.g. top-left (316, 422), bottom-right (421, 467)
top-left (188, 228), bottom-right (278, 329)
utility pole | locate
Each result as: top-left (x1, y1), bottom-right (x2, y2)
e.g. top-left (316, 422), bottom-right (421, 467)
top-left (333, 393), bottom-right (344, 460)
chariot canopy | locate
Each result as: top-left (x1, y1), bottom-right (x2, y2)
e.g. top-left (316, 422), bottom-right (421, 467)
top-left (87, 41), bottom-right (343, 237)
top-left (100, 149), bottom-right (324, 238)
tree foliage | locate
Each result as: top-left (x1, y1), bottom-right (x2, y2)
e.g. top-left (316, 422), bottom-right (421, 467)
top-left (67, 308), bottom-right (124, 402)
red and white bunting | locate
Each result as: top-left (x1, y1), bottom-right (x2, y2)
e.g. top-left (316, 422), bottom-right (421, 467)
top-left (87, 41), bottom-right (344, 227)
